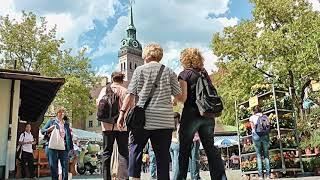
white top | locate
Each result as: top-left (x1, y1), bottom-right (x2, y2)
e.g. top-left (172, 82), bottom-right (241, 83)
top-left (249, 113), bottom-right (268, 133)
top-left (19, 131), bottom-right (34, 153)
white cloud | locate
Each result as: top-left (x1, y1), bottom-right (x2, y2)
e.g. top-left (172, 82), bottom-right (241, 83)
top-left (95, 62), bottom-right (117, 78)
top-left (1, 0), bottom-right (120, 50)
top-left (215, 17), bottom-right (238, 27)
top-left (93, 0), bottom-right (236, 73)
top-left (309, 0), bottom-right (320, 11)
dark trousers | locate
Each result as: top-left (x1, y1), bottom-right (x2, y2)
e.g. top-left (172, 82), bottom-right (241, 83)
top-left (21, 151), bottom-right (35, 178)
top-left (177, 109), bottom-right (226, 180)
top-left (47, 149), bottom-right (69, 180)
top-left (102, 131), bottom-right (129, 180)
top-left (128, 129), bottom-right (172, 179)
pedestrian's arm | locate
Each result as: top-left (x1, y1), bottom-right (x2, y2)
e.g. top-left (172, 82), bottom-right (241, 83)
top-left (41, 120), bottom-right (54, 135)
top-left (174, 80), bottom-right (187, 103)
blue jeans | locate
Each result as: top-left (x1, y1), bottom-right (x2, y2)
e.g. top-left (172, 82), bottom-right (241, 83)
top-left (48, 149), bottom-right (69, 180)
top-left (252, 133), bottom-right (270, 177)
top-left (47, 148), bottom-right (69, 180)
top-left (149, 146), bottom-right (157, 178)
top-left (170, 142), bottom-right (179, 180)
top-left (189, 141), bottom-right (200, 180)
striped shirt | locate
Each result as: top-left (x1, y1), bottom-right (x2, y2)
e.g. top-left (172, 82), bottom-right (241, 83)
top-left (127, 61), bottom-right (182, 130)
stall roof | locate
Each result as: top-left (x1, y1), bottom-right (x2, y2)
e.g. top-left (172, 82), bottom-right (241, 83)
top-left (72, 128), bottom-right (103, 142)
top-left (0, 69), bottom-right (65, 122)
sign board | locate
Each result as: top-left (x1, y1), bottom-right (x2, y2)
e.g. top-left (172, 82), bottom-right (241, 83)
top-left (249, 95), bottom-right (259, 108)
top-left (311, 82), bottom-right (320, 92)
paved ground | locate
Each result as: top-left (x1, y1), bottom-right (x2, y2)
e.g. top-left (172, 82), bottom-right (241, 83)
top-left (10, 170), bottom-right (320, 180)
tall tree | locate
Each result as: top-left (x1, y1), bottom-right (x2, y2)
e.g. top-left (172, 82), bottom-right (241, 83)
top-left (0, 12), bottom-right (97, 126)
top-left (212, 0), bottom-right (320, 124)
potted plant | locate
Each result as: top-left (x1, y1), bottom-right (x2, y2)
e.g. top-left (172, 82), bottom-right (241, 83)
top-left (311, 156), bottom-right (320, 175)
top-left (300, 138), bottom-right (313, 155)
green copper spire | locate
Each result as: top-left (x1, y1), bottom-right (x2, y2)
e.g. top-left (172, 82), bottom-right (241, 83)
top-left (119, 0), bottom-right (142, 51)
top-left (127, 2), bottom-right (136, 39)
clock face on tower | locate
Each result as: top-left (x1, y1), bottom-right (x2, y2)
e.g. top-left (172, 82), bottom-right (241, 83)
top-left (121, 39), bottom-right (127, 47)
top-left (132, 40), bottom-right (139, 48)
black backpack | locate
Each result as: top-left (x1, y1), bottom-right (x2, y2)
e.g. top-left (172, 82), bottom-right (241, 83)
top-left (97, 84), bottom-right (120, 124)
top-left (193, 69), bottom-right (223, 118)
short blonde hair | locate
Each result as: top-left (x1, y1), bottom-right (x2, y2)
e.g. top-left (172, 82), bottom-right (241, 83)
top-left (142, 44), bottom-right (163, 62)
top-left (180, 48), bottom-right (204, 69)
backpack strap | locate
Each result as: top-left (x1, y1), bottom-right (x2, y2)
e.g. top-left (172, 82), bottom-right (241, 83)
top-left (143, 65), bottom-right (165, 110)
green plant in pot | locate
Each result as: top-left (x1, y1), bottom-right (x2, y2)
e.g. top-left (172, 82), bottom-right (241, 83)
top-left (300, 138), bottom-right (313, 155)
top-left (311, 156), bottom-right (320, 175)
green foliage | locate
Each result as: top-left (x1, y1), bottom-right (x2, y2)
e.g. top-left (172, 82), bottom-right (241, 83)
top-left (212, 0), bottom-right (320, 124)
top-left (0, 12), bottom-right (97, 125)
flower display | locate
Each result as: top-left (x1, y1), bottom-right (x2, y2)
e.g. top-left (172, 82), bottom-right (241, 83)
top-left (251, 84), bottom-right (271, 96)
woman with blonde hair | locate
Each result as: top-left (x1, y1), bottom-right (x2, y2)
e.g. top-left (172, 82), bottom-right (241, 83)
top-left (41, 108), bottom-right (73, 180)
top-left (175, 48), bottom-right (226, 180)
top-left (117, 43), bottom-right (184, 180)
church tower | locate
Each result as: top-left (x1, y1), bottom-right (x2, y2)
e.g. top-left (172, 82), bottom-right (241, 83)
top-left (118, 3), bottom-right (144, 82)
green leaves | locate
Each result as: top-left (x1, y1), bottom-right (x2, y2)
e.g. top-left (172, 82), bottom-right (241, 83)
top-left (212, 0), bottom-right (320, 125)
top-left (0, 12), bottom-right (97, 125)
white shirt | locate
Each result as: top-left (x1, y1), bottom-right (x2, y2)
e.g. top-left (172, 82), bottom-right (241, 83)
top-left (249, 113), bottom-right (264, 133)
top-left (19, 131), bottom-right (34, 153)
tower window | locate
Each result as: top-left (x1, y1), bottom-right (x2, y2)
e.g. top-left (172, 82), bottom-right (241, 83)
top-left (130, 62), bottom-right (132, 69)
top-left (124, 62), bottom-right (126, 70)
top-left (121, 63), bottom-right (123, 71)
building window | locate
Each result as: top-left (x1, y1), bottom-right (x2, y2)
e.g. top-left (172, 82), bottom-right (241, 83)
top-left (135, 64), bottom-right (137, 69)
top-left (97, 122), bottom-right (101, 127)
top-left (89, 120), bottom-right (93, 128)
top-left (121, 63), bottom-right (123, 71)
top-left (124, 62), bottom-right (126, 70)
top-left (130, 62), bottom-right (132, 69)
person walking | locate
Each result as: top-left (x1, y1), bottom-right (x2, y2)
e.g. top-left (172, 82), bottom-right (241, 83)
top-left (18, 123), bottom-right (36, 179)
top-left (175, 48), bottom-right (226, 180)
top-left (117, 43), bottom-right (184, 180)
top-left (97, 72), bottom-right (129, 180)
top-left (41, 108), bottom-right (73, 180)
top-left (249, 105), bottom-right (271, 180)
top-left (189, 132), bottom-right (201, 180)
top-left (170, 112), bottom-right (181, 180)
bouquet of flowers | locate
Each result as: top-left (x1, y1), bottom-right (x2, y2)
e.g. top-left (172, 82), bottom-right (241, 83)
top-left (240, 122), bottom-right (252, 136)
top-left (270, 153), bottom-right (282, 169)
top-left (241, 158), bottom-right (257, 172)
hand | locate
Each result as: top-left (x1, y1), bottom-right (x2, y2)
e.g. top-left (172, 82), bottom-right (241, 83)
top-left (48, 125), bottom-right (55, 132)
top-left (117, 113), bottom-right (125, 131)
top-left (172, 99), bottom-right (177, 106)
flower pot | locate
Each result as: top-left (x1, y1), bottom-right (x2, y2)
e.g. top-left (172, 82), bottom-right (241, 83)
top-left (305, 148), bottom-right (313, 155)
top-left (270, 172), bottom-right (282, 179)
top-left (314, 167), bottom-right (320, 176)
top-left (315, 148), bottom-right (320, 155)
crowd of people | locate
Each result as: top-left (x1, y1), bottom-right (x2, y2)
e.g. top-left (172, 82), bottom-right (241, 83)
top-left (96, 43), bottom-right (227, 180)
top-left (16, 43), bottom-right (272, 180)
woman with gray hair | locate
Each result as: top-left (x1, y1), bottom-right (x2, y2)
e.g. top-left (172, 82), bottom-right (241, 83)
top-left (117, 43), bottom-right (184, 180)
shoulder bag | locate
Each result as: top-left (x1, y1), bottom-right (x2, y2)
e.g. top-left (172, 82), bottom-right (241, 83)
top-left (125, 65), bottom-right (165, 130)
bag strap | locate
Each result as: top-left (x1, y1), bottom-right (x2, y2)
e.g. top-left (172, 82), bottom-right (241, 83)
top-left (143, 65), bottom-right (165, 110)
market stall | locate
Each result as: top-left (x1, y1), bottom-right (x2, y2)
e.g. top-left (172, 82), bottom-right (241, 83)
top-left (236, 84), bottom-right (303, 178)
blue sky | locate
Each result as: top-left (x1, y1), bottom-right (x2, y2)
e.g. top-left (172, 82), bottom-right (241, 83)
top-left (0, 0), bottom-right (254, 76)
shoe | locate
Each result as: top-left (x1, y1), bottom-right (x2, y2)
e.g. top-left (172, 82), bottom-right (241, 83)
top-left (258, 177), bottom-right (263, 180)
